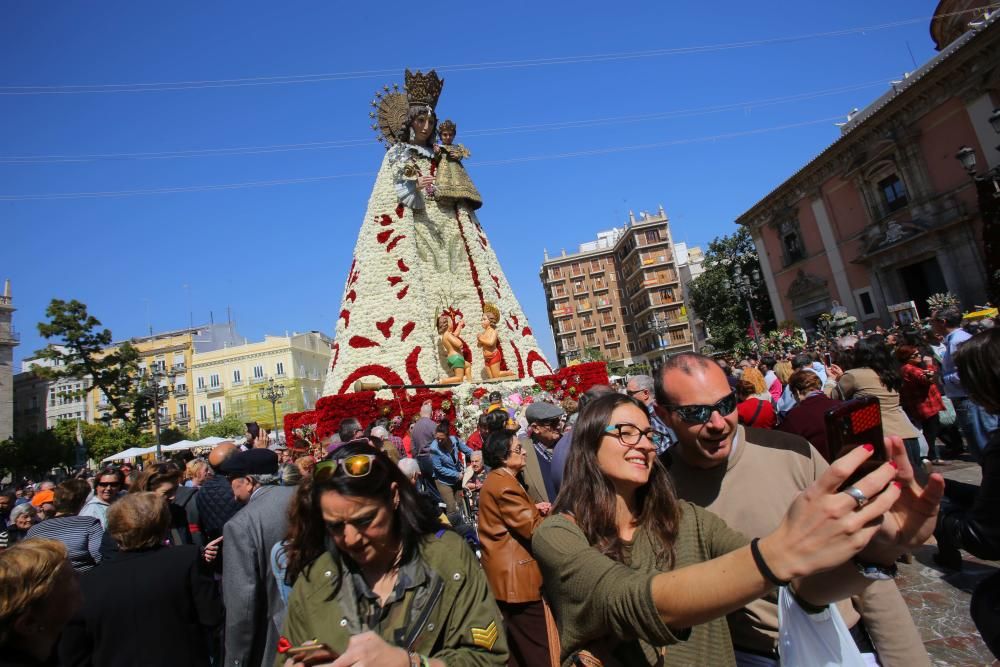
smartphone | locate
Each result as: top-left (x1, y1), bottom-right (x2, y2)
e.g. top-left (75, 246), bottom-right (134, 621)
top-left (824, 396), bottom-right (886, 490)
top-left (285, 643), bottom-right (338, 665)
top-left (824, 352), bottom-right (833, 367)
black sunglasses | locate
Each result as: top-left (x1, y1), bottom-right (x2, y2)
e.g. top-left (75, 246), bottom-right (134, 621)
top-left (665, 392), bottom-right (738, 424)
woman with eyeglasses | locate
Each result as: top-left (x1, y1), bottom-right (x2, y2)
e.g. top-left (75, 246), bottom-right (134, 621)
top-left (79, 467), bottom-right (125, 529)
top-left (279, 442), bottom-right (508, 667)
top-left (478, 431), bottom-right (555, 667)
top-left (533, 391), bottom-right (942, 666)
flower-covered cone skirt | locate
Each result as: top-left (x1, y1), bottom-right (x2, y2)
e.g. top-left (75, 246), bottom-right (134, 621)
top-left (322, 147), bottom-right (551, 396)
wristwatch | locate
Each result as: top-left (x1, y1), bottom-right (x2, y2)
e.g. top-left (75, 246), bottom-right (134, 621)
top-left (853, 557), bottom-right (899, 580)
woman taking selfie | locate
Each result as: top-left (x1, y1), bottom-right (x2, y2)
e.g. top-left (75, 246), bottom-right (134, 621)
top-left (279, 442), bottom-right (507, 666)
top-left (533, 391), bottom-right (942, 666)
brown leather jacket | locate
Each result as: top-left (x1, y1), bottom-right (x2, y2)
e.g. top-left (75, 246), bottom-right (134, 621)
top-left (477, 468), bottom-right (545, 603)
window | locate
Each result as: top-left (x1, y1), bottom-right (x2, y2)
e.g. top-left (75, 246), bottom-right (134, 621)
top-left (878, 175), bottom-right (908, 212)
top-left (276, 362), bottom-right (285, 376)
top-left (211, 401), bottom-right (222, 418)
top-left (209, 373), bottom-right (220, 388)
top-left (199, 405), bottom-right (208, 422)
top-left (645, 229), bottom-right (661, 243)
top-left (197, 376), bottom-right (206, 389)
top-left (853, 287), bottom-right (878, 318)
top-left (178, 403), bottom-right (188, 417)
top-left (233, 369), bottom-right (242, 383)
top-left (778, 219), bottom-right (806, 266)
top-left (253, 365), bottom-right (264, 379)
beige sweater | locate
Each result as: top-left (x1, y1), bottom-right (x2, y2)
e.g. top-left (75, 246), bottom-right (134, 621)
top-left (669, 426), bottom-right (929, 666)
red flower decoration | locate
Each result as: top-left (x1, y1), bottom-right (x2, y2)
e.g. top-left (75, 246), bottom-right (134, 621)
top-left (522, 327), bottom-right (532, 336)
top-left (346, 289), bottom-right (357, 304)
top-left (400, 321), bottom-right (416, 341)
top-left (349, 336), bottom-right (380, 349)
top-left (376, 229), bottom-right (393, 244)
top-left (397, 258), bottom-right (410, 272)
top-left (396, 285), bottom-right (409, 300)
top-left (395, 203), bottom-right (405, 218)
top-left (387, 276), bottom-right (403, 286)
top-left (375, 317), bottom-right (394, 339)
top-left (380, 214), bottom-right (394, 226)
top-left (386, 234), bottom-right (406, 252)
top-left (277, 637), bottom-right (292, 654)
top-left (472, 387), bottom-right (487, 400)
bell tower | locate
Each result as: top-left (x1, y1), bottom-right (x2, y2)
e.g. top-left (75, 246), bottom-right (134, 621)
top-left (0, 280), bottom-right (18, 442)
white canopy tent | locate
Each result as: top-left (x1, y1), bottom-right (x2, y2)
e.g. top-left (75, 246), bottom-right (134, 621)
top-left (160, 440), bottom-right (200, 452)
top-left (102, 447), bottom-right (151, 463)
top-left (195, 436), bottom-right (231, 447)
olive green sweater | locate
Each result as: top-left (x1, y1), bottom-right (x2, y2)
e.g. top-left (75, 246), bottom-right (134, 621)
top-left (533, 503), bottom-right (748, 667)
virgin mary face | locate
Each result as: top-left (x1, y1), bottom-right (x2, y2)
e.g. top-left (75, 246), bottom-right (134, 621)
top-left (411, 114), bottom-right (434, 144)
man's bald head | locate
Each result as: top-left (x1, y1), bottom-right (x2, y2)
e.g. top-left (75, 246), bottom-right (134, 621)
top-left (208, 442), bottom-right (238, 471)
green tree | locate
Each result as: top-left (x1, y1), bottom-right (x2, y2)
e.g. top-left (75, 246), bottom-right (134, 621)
top-left (197, 414), bottom-right (246, 439)
top-left (33, 299), bottom-right (151, 429)
top-left (688, 227), bottom-right (776, 353)
top-left (0, 431), bottom-right (74, 479)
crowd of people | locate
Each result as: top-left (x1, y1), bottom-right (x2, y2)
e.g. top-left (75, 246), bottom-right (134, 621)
top-left (0, 309), bottom-right (997, 666)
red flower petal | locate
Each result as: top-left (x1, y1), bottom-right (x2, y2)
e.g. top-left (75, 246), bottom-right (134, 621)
top-left (377, 229), bottom-right (393, 244)
top-left (405, 345), bottom-right (424, 386)
top-left (380, 214), bottom-right (393, 227)
top-left (375, 317), bottom-right (394, 339)
top-left (277, 637), bottom-right (292, 654)
top-left (346, 289), bottom-right (357, 304)
top-left (400, 321), bottom-right (415, 341)
top-left (349, 336), bottom-right (380, 349)
top-left (387, 276), bottom-right (403, 287)
top-left (396, 285), bottom-right (409, 300)
top-left (522, 327), bottom-right (532, 336)
top-left (395, 203), bottom-right (405, 218)
top-left (339, 309), bottom-right (351, 327)
top-left (397, 258), bottom-right (410, 272)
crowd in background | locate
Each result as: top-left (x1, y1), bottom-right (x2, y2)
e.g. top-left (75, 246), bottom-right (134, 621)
top-left (0, 306), bottom-right (997, 666)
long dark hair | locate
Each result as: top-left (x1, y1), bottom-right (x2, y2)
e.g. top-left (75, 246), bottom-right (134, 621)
top-left (283, 442), bottom-right (441, 587)
top-left (553, 393), bottom-right (681, 568)
top-left (955, 329), bottom-right (1000, 414)
top-left (851, 334), bottom-right (902, 392)
top-left (402, 107), bottom-right (437, 147)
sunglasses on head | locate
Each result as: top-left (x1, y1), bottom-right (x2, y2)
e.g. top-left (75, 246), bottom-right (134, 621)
top-left (665, 391), bottom-right (738, 424)
top-left (314, 454), bottom-right (376, 483)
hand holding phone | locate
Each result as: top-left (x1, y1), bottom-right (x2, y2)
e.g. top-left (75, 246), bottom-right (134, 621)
top-left (284, 642), bottom-right (338, 666)
top-left (824, 397), bottom-right (886, 490)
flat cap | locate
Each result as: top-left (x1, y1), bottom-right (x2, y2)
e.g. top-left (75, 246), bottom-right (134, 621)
top-left (525, 401), bottom-right (565, 423)
top-left (220, 448), bottom-right (279, 477)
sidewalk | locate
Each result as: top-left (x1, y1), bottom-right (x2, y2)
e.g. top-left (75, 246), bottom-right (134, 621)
top-left (897, 458), bottom-right (998, 666)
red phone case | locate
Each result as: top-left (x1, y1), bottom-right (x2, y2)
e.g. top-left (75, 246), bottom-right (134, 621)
top-left (824, 396), bottom-right (886, 489)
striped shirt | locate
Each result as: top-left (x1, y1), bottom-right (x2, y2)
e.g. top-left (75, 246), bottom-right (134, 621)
top-left (26, 515), bottom-right (104, 572)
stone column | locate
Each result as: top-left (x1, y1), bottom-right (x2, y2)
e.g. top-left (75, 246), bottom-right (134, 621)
top-left (809, 197), bottom-right (856, 316)
top-left (750, 228), bottom-right (786, 322)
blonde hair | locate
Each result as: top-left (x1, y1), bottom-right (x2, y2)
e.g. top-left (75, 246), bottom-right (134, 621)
top-left (0, 539), bottom-right (69, 644)
top-left (184, 458), bottom-right (209, 482)
top-left (107, 492), bottom-right (170, 551)
top-left (741, 367), bottom-right (768, 395)
top-left (774, 360), bottom-right (794, 384)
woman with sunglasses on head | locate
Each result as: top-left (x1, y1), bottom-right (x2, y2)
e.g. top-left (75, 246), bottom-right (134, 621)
top-left (279, 442), bottom-right (508, 667)
top-left (533, 386), bottom-right (943, 666)
top-left (478, 431), bottom-right (555, 667)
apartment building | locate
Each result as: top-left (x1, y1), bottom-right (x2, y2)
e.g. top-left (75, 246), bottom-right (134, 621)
top-left (540, 207), bottom-right (695, 369)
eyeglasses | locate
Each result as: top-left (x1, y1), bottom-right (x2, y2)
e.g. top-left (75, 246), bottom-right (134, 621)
top-left (626, 388), bottom-right (649, 397)
top-left (314, 454), bottom-right (376, 482)
top-left (510, 445), bottom-right (524, 454)
top-left (604, 423), bottom-right (669, 449)
top-left (665, 392), bottom-right (738, 424)
top-left (96, 481), bottom-right (121, 488)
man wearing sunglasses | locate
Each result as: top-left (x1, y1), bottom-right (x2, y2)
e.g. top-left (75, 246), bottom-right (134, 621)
top-left (219, 448), bottom-right (296, 667)
top-left (658, 353), bottom-right (927, 666)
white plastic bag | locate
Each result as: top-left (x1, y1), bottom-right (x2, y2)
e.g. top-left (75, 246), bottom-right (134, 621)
top-left (777, 587), bottom-right (868, 666)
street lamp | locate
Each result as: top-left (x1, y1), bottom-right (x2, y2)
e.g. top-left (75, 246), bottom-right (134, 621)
top-left (139, 368), bottom-right (175, 460)
top-left (723, 266), bottom-right (763, 354)
top-left (955, 112), bottom-right (1000, 304)
top-left (258, 377), bottom-right (286, 439)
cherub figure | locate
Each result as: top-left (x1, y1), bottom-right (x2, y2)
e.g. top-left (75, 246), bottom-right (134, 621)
top-left (477, 304), bottom-right (515, 380)
top-left (433, 119), bottom-right (483, 210)
top-left (437, 314), bottom-right (470, 384)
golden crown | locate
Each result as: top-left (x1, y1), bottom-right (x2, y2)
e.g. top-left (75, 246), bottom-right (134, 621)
top-left (405, 69), bottom-right (444, 110)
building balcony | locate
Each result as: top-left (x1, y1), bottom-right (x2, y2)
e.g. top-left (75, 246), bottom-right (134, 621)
top-left (0, 328), bottom-right (20, 345)
top-left (576, 303), bottom-right (593, 313)
top-left (173, 387), bottom-right (188, 397)
top-left (196, 386), bottom-right (207, 394)
top-left (231, 379), bottom-right (243, 387)
top-left (207, 385), bottom-right (224, 396)
top-left (580, 322), bottom-right (597, 331)
top-left (171, 363), bottom-right (186, 373)
top-left (596, 299), bottom-right (613, 309)
top-left (556, 329), bottom-right (576, 337)
top-left (175, 414), bottom-right (190, 425)
top-left (250, 376), bottom-right (267, 385)
top-left (158, 417), bottom-right (172, 428)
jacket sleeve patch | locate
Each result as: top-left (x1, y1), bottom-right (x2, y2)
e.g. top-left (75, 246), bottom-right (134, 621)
top-left (470, 620), bottom-right (498, 650)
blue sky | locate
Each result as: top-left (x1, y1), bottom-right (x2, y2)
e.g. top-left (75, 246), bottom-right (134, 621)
top-left (2, 0), bottom-right (946, 368)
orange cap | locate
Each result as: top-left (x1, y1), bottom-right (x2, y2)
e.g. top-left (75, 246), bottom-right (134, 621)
top-left (30, 489), bottom-right (55, 507)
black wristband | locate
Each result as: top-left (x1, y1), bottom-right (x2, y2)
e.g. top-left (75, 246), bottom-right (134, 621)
top-left (751, 537), bottom-right (790, 587)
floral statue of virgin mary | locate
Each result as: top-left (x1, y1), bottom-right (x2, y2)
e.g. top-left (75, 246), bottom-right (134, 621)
top-left (321, 69), bottom-right (551, 396)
